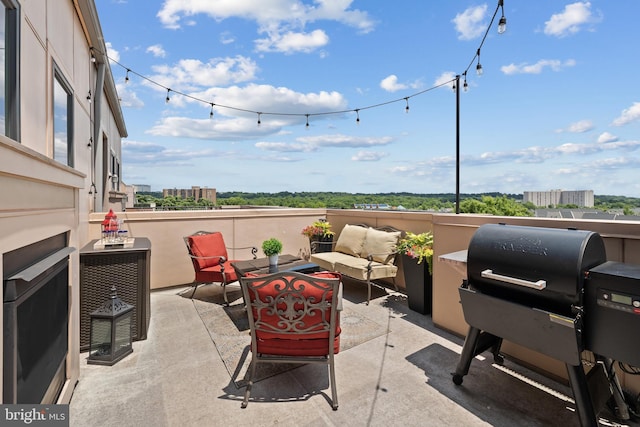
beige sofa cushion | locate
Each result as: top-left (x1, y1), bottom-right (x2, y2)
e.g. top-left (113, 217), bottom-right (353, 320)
top-left (334, 224), bottom-right (367, 257)
top-left (309, 252), bottom-right (357, 272)
top-left (362, 228), bottom-right (401, 264)
top-left (333, 259), bottom-right (398, 281)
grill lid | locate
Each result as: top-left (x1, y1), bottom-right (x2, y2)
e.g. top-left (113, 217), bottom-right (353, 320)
top-left (467, 224), bottom-right (606, 313)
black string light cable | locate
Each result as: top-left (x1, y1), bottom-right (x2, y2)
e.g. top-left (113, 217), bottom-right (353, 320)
top-left (460, 0), bottom-right (505, 82)
top-left (93, 0), bottom-right (505, 126)
top-left (105, 52), bottom-right (455, 123)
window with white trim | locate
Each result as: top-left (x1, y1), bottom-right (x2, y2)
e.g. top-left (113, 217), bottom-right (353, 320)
top-left (53, 64), bottom-right (73, 166)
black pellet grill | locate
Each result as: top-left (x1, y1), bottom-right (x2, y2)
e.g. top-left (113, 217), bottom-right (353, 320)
top-left (453, 224), bottom-right (640, 427)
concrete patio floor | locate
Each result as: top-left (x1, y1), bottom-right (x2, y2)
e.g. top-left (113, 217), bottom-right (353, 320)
top-left (69, 280), bottom-right (636, 427)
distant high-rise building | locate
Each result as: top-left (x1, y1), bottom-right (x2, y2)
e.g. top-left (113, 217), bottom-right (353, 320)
top-left (163, 186), bottom-right (216, 204)
top-left (132, 184), bottom-right (151, 192)
top-left (524, 189), bottom-right (594, 208)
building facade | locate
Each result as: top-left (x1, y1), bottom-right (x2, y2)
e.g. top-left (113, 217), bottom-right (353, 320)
top-left (524, 190), bottom-right (594, 208)
top-left (0, 0), bottom-right (127, 404)
top-left (163, 186), bottom-right (217, 204)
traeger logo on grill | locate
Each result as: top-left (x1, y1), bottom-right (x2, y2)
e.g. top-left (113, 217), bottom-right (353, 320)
top-left (492, 238), bottom-right (549, 256)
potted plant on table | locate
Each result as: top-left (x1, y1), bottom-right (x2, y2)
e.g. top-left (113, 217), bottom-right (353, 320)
top-left (262, 237), bottom-right (283, 266)
top-left (397, 231), bottom-right (434, 315)
top-left (301, 219), bottom-right (335, 254)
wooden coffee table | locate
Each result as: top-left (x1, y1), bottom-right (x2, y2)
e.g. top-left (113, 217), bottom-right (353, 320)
top-left (232, 254), bottom-right (320, 277)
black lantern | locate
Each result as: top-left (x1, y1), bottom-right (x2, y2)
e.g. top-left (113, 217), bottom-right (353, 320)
top-left (87, 286), bottom-right (134, 365)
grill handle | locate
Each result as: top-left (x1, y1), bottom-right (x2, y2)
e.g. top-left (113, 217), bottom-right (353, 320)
top-left (480, 269), bottom-right (547, 290)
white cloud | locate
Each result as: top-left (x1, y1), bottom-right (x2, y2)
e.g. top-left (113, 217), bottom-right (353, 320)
top-left (105, 42), bottom-right (120, 62)
top-left (220, 32), bottom-right (235, 45)
top-left (434, 71), bottom-right (457, 89)
top-left (122, 139), bottom-right (219, 165)
top-left (544, 2), bottom-right (598, 37)
top-left (380, 75), bottom-right (406, 92)
top-left (254, 134), bottom-right (393, 154)
top-left (146, 85), bottom-right (348, 140)
top-left (255, 141), bottom-right (317, 153)
top-left (148, 56), bottom-right (259, 91)
top-left (146, 44), bottom-right (167, 58)
top-left (452, 5), bottom-right (488, 40)
top-left (597, 132), bottom-right (618, 143)
top-left (501, 59), bottom-right (576, 75)
top-left (156, 0), bottom-right (375, 41)
top-left (297, 134), bottom-right (393, 148)
top-left (612, 102), bottom-right (640, 126)
top-left (555, 119), bottom-right (594, 133)
top-left (116, 83), bottom-right (145, 108)
top-left (255, 29), bottom-right (329, 54)
top-left (379, 75), bottom-right (421, 93)
top-left (352, 151), bottom-right (387, 161)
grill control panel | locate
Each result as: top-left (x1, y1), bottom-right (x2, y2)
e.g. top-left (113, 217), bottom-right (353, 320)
top-left (597, 288), bottom-right (640, 314)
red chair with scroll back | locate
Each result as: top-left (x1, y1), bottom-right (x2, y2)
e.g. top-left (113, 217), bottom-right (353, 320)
top-left (239, 270), bottom-right (342, 410)
top-left (184, 231), bottom-right (257, 305)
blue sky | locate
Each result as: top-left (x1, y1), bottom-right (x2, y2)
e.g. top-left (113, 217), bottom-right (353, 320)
top-left (96, 1), bottom-right (640, 196)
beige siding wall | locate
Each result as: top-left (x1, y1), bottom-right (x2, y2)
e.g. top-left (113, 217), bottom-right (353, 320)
top-left (1, 0), bottom-right (126, 404)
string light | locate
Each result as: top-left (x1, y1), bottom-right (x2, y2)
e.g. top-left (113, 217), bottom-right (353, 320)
top-left (94, 0), bottom-right (506, 127)
top-left (498, 0), bottom-right (507, 34)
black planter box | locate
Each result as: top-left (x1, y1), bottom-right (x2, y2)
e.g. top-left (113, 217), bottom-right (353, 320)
top-left (402, 254), bottom-right (432, 314)
top-left (310, 235), bottom-right (333, 253)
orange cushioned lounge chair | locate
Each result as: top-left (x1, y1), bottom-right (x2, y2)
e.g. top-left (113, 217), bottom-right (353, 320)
top-left (184, 231), bottom-right (257, 305)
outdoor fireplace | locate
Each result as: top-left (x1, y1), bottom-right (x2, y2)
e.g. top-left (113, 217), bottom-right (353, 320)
top-left (3, 234), bottom-right (74, 404)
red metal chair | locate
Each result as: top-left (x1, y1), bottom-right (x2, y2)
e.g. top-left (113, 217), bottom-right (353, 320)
top-left (239, 271), bottom-right (342, 410)
top-left (184, 231), bottom-right (257, 304)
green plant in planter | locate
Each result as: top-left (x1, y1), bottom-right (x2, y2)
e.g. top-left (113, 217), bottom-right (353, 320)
top-left (261, 237), bottom-right (283, 256)
top-left (301, 220), bottom-right (335, 239)
top-left (397, 231), bottom-right (434, 274)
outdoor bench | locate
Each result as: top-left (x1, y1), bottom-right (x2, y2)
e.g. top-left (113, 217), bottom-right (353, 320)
top-left (309, 223), bottom-right (402, 304)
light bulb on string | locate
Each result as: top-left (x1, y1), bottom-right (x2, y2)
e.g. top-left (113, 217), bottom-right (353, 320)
top-left (102, 0), bottom-right (504, 131)
top-left (498, 0), bottom-right (507, 34)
